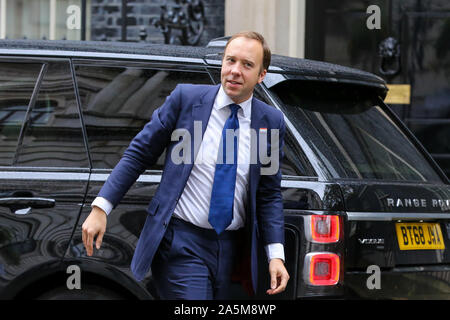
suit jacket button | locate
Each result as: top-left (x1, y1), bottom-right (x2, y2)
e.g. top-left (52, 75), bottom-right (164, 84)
top-left (163, 221), bottom-right (167, 228)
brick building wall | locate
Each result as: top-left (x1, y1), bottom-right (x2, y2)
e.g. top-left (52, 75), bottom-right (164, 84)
top-left (90, 0), bottom-right (225, 46)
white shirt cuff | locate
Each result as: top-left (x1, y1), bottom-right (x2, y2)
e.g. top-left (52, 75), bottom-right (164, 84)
top-left (91, 197), bottom-right (113, 215)
top-left (265, 243), bottom-right (285, 263)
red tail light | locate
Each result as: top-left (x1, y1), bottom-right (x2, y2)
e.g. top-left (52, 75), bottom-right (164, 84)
top-left (309, 215), bottom-right (340, 243)
top-left (304, 252), bottom-right (340, 286)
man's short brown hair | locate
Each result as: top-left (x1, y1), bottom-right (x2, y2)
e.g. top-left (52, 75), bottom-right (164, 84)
top-left (224, 31), bottom-right (271, 73)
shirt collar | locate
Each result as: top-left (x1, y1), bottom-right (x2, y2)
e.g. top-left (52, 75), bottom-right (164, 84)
top-left (215, 85), bottom-right (252, 119)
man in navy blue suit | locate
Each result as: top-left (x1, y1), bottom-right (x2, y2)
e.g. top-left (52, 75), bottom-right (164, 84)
top-left (82, 31), bottom-right (289, 299)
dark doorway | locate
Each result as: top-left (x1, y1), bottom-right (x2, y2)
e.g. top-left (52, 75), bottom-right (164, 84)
top-left (306, 0), bottom-right (450, 178)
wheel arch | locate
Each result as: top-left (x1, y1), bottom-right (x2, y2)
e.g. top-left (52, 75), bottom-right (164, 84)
top-left (4, 259), bottom-right (153, 300)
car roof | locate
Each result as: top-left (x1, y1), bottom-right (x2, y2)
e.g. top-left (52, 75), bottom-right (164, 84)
top-left (0, 39), bottom-right (387, 97)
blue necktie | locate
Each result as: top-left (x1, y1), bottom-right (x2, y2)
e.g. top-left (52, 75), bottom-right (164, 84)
top-left (208, 104), bottom-right (240, 234)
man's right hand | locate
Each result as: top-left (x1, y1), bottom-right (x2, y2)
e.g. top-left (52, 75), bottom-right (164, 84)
top-left (82, 206), bottom-right (107, 256)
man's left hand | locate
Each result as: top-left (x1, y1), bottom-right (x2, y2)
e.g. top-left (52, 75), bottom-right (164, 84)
top-left (266, 258), bottom-right (289, 295)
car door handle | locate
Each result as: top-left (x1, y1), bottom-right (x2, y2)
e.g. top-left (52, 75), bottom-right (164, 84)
top-left (0, 197), bottom-right (56, 209)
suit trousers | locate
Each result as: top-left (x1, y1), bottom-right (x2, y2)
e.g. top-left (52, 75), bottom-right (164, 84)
top-left (151, 217), bottom-right (241, 300)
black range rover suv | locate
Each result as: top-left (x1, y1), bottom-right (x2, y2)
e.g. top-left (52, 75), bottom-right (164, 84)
top-left (0, 39), bottom-right (449, 300)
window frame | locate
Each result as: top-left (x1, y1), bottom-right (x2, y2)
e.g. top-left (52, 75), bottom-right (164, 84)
top-left (259, 80), bottom-right (320, 181)
top-left (0, 58), bottom-right (45, 166)
top-left (0, 56), bottom-right (90, 171)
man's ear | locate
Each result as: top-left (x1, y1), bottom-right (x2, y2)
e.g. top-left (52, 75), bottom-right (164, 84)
top-left (258, 69), bottom-right (267, 84)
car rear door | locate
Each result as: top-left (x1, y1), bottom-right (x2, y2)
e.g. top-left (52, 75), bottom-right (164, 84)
top-left (0, 58), bottom-right (89, 298)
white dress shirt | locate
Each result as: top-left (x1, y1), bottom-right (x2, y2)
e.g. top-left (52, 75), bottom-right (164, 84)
top-left (92, 86), bottom-right (284, 262)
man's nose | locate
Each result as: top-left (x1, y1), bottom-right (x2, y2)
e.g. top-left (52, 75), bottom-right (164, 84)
top-left (231, 63), bottom-right (242, 75)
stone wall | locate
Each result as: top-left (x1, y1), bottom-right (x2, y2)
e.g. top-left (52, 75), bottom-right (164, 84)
top-left (90, 0), bottom-right (224, 46)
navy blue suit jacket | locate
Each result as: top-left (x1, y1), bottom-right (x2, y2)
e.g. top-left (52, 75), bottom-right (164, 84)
top-left (98, 84), bottom-right (285, 293)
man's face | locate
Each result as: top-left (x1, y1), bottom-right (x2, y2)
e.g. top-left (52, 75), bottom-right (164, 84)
top-left (221, 36), bottom-right (267, 104)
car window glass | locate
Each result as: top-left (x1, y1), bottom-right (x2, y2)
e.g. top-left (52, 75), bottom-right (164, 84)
top-left (15, 61), bottom-right (88, 168)
top-left (271, 80), bottom-right (443, 183)
top-left (207, 67), bottom-right (221, 84)
top-left (254, 85), bottom-right (316, 177)
top-left (74, 65), bottom-right (213, 170)
top-left (0, 62), bottom-right (43, 166)
top-left (282, 129), bottom-right (316, 176)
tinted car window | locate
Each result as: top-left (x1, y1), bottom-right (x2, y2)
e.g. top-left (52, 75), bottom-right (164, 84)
top-left (0, 62), bottom-right (42, 166)
top-left (254, 85), bottom-right (316, 177)
top-left (74, 65), bottom-right (214, 170)
top-left (282, 130), bottom-right (316, 177)
top-left (271, 80), bottom-right (443, 183)
top-left (15, 61), bottom-right (88, 168)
